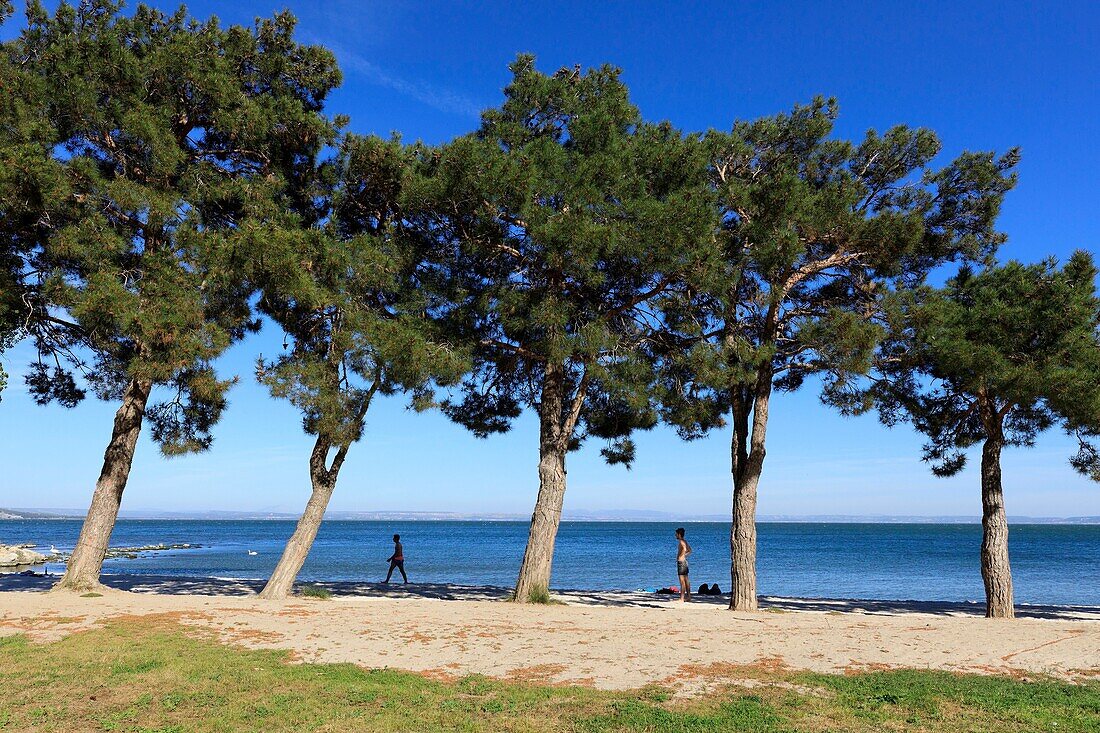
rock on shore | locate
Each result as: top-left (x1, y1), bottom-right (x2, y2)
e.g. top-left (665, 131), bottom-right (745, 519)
top-left (0, 545), bottom-right (47, 567)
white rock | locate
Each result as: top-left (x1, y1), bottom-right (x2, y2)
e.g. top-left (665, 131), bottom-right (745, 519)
top-left (0, 545), bottom-right (48, 567)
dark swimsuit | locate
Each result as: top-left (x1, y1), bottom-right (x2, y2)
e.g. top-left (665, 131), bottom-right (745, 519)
top-left (677, 560), bottom-right (689, 576)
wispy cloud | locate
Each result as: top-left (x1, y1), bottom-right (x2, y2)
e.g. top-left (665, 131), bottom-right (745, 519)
top-left (322, 40), bottom-right (484, 120)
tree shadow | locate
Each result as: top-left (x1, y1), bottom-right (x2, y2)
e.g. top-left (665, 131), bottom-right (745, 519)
top-left (2, 572), bottom-right (1097, 620)
top-left (756, 595), bottom-right (1100, 620)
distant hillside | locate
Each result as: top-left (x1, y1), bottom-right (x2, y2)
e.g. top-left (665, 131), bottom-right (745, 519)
top-left (0, 508), bottom-right (70, 520)
top-left (2, 508), bottom-right (1097, 524)
top-left (758, 515), bottom-right (1100, 525)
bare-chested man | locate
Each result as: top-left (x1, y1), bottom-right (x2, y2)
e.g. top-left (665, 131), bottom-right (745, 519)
top-left (384, 533), bottom-right (407, 584)
top-left (675, 527), bottom-right (691, 602)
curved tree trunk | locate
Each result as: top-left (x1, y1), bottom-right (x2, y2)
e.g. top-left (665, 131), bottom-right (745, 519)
top-left (514, 445), bottom-right (567, 602)
top-left (260, 436), bottom-right (345, 600)
top-left (54, 377), bottom-right (153, 593)
top-left (514, 360), bottom-right (580, 603)
top-left (729, 376), bottom-right (772, 611)
top-left (980, 432), bottom-right (1014, 618)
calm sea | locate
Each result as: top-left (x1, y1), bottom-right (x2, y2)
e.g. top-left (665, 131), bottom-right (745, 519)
top-left (2, 520), bottom-right (1098, 605)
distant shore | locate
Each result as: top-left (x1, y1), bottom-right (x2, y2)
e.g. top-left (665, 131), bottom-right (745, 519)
top-left (4, 510), bottom-right (1100, 523)
top-left (1, 573), bottom-right (1096, 691)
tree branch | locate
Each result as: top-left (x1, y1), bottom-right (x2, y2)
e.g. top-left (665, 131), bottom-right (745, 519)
top-left (480, 338), bottom-right (546, 362)
top-left (558, 365), bottom-right (590, 450)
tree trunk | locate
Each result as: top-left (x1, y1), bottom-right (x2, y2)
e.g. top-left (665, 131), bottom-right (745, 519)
top-left (54, 377), bottom-right (153, 592)
top-left (729, 378), bottom-right (772, 611)
top-left (980, 432), bottom-right (1014, 618)
top-left (729, 456), bottom-right (759, 609)
top-left (260, 436), bottom-right (343, 600)
top-left (514, 361), bottom-right (572, 603)
top-left (514, 444), bottom-right (567, 603)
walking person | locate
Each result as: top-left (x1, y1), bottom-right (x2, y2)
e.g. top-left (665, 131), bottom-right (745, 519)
top-left (384, 533), bottom-right (408, 584)
top-left (675, 527), bottom-right (691, 602)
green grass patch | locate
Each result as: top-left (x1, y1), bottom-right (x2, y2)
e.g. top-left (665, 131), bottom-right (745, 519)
top-left (805, 668), bottom-right (1100, 731)
top-left (80, 592), bottom-right (103, 598)
top-left (516, 585), bottom-right (565, 605)
top-left (0, 619), bottom-right (1096, 732)
top-left (297, 585), bottom-right (332, 600)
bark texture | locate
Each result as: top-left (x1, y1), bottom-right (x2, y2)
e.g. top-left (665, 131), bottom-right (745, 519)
top-left (729, 466), bottom-right (760, 610)
top-left (260, 436), bottom-right (349, 600)
top-left (54, 378), bottom-right (153, 592)
top-left (729, 375), bottom-right (772, 611)
top-left (979, 402), bottom-right (1014, 618)
top-left (513, 446), bottom-right (567, 602)
top-left (514, 361), bottom-right (584, 603)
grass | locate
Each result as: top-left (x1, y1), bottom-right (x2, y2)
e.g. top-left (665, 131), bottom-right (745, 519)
top-left (0, 619), bottom-right (1097, 732)
top-left (514, 585), bottom-right (565, 605)
top-left (298, 585), bottom-right (333, 600)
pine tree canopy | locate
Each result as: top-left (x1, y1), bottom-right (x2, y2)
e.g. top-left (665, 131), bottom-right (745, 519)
top-left (405, 55), bottom-right (719, 464)
top-left (657, 98), bottom-right (1020, 437)
top-left (255, 133), bottom-right (468, 451)
top-left (0, 0), bottom-right (340, 451)
top-left (854, 253), bottom-right (1100, 480)
top-left (0, 0), bottom-right (37, 400)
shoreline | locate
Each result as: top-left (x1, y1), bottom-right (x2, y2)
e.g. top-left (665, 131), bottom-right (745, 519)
top-left (3, 572), bottom-right (1100, 620)
top-left (6, 524), bottom-right (1098, 609)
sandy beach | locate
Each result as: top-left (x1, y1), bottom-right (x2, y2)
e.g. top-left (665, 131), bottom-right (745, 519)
top-left (1, 574), bottom-right (1097, 694)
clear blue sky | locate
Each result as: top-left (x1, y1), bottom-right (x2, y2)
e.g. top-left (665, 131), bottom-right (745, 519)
top-left (1, 1), bottom-right (1098, 517)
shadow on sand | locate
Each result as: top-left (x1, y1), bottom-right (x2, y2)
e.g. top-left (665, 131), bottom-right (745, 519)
top-left (2, 571), bottom-right (1098, 620)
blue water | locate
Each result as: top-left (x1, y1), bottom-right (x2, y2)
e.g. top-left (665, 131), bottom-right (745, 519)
top-left (2, 520), bottom-right (1098, 605)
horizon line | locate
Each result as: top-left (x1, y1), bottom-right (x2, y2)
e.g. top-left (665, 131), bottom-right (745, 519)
top-left (4, 508), bottom-right (1098, 524)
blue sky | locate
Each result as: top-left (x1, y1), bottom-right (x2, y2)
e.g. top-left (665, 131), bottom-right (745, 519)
top-left (1, 0), bottom-right (1098, 517)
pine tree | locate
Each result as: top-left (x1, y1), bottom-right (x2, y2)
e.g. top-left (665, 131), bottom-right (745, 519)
top-left (406, 56), bottom-right (717, 601)
top-left (0, 0), bottom-right (44, 399)
top-left (838, 255), bottom-right (1100, 617)
top-left (658, 99), bottom-right (1019, 610)
top-left (256, 134), bottom-right (467, 599)
top-left (0, 1), bottom-right (340, 591)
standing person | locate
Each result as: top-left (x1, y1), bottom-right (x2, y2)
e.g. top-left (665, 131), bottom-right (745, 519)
top-left (384, 534), bottom-right (407, 584)
top-left (675, 527), bottom-right (692, 602)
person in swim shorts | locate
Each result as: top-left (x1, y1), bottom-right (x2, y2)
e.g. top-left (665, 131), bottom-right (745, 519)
top-left (675, 527), bottom-right (691, 602)
top-left (384, 533), bottom-right (407, 584)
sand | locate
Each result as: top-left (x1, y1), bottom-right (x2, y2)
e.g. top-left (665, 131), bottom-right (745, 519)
top-left (1, 575), bottom-right (1097, 693)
